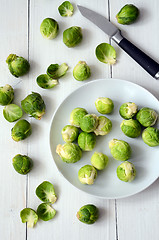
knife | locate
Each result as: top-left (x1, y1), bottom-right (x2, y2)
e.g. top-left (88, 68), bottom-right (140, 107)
top-left (77, 5), bottom-right (159, 79)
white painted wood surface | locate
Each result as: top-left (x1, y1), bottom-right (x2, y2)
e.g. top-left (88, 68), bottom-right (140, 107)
top-left (0, 0), bottom-right (159, 239)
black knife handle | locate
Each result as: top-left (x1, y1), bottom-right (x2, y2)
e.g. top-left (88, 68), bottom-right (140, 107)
top-left (118, 37), bottom-right (159, 79)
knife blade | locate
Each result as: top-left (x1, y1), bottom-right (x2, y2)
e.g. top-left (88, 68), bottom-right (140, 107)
top-left (78, 5), bottom-right (159, 79)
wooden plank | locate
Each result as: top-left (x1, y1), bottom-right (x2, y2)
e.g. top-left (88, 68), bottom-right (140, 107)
top-left (0, 0), bottom-right (29, 239)
top-left (27, 0), bottom-right (116, 239)
top-left (110, 0), bottom-right (159, 239)
top-left (117, 181), bottom-right (159, 240)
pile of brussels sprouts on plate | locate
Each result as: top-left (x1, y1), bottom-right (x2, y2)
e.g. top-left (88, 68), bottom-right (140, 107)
top-left (56, 97), bottom-right (159, 185)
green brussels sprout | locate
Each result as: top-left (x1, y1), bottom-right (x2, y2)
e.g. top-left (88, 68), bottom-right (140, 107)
top-left (91, 152), bottom-right (109, 170)
top-left (36, 181), bottom-right (57, 204)
top-left (37, 203), bottom-right (56, 221)
top-left (40, 18), bottom-right (59, 39)
top-left (36, 74), bottom-right (58, 89)
top-left (117, 161), bottom-right (136, 182)
top-left (3, 104), bottom-right (23, 122)
top-left (95, 97), bottom-right (114, 114)
top-left (12, 154), bottom-right (33, 175)
top-left (11, 119), bottom-right (32, 142)
top-left (73, 61), bottom-right (91, 81)
top-left (77, 204), bottom-right (99, 224)
top-left (120, 119), bottom-right (141, 138)
top-left (109, 139), bottom-right (131, 161)
top-left (116, 4), bottom-right (139, 25)
top-left (78, 165), bottom-right (97, 185)
top-left (63, 26), bottom-right (82, 48)
top-left (70, 107), bottom-right (88, 127)
top-left (95, 43), bottom-right (116, 65)
top-left (119, 102), bottom-right (138, 119)
top-left (47, 63), bottom-right (68, 79)
top-left (142, 127), bottom-right (159, 147)
top-left (80, 114), bottom-right (98, 133)
top-left (21, 92), bottom-right (46, 120)
top-left (6, 54), bottom-right (30, 78)
top-left (136, 107), bottom-right (158, 127)
top-left (61, 125), bottom-right (79, 143)
top-left (20, 208), bottom-right (38, 228)
top-left (56, 143), bottom-right (82, 163)
top-left (94, 116), bottom-right (112, 136)
top-left (78, 132), bottom-right (96, 151)
top-left (0, 84), bottom-right (14, 106)
top-left (58, 1), bottom-right (74, 17)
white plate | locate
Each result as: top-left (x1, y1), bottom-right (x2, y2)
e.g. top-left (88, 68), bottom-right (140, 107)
top-left (49, 79), bottom-right (159, 199)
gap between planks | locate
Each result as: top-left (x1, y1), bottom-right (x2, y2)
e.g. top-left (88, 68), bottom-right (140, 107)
top-left (26, 0), bottom-right (30, 239)
top-left (108, 0), bottom-right (118, 239)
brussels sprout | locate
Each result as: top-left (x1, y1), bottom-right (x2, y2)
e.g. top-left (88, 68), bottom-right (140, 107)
top-left (20, 208), bottom-right (38, 228)
top-left (78, 165), bottom-right (97, 185)
top-left (11, 119), bottom-right (32, 142)
top-left (61, 125), bottom-right (79, 143)
top-left (109, 139), bottom-right (131, 161)
top-left (95, 43), bottom-right (116, 65)
top-left (120, 119), bottom-right (141, 138)
top-left (136, 107), bottom-right (158, 127)
top-left (116, 4), bottom-right (139, 25)
top-left (70, 107), bottom-right (88, 127)
top-left (95, 97), bottom-right (114, 114)
top-left (21, 92), bottom-right (46, 120)
top-left (36, 74), bottom-right (58, 89)
top-left (94, 116), bottom-right (112, 136)
top-left (91, 152), bottom-right (109, 170)
top-left (40, 18), bottom-right (59, 39)
top-left (58, 1), bottom-right (74, 17)
top-left (117, 161), bottom-right (136, 182)
top-left (73, 61), bottom-right (91, 81)
top-left (119, 102), bottom-right (138, 119)
top-left (36, 181), bottom-right (57, 204)
top-left (142, 127), bottom-right (159, 147)
top-left (56, 143), bottom-right (82, 163)
top-left (37, 203), bottom-right (56, 221)
top-left (12, 154), bottom-right (33, 175)
top-left (6, 54), bottom-right (30, 78)
top-left (80, 114), bottom-right (98, 133)
top-left (3, 104), bottom-right (23, 122)
top-left (78, 132), bottom-right (96, 151)
top-left (0, 84), bottom-right (14, 106)
top-left (77, 204), bottom-right (99, 224)
top-left (63, 26), bottom-right (82, 48)
top-left (47, 63), bottom-right (68, 79)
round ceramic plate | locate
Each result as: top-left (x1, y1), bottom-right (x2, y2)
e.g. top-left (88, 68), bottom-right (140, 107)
top-left (49, 79), bottom-right (159, 199)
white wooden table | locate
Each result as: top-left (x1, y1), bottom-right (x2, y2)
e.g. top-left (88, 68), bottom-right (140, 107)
top-left (1, 0), bottom-right (159, 239)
